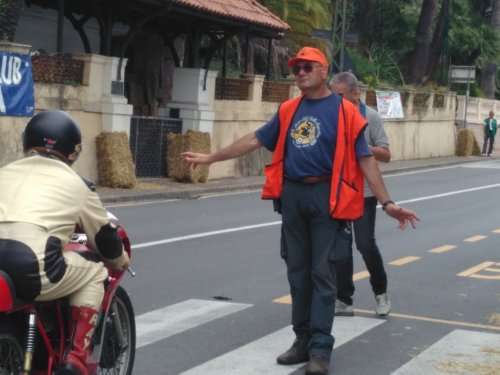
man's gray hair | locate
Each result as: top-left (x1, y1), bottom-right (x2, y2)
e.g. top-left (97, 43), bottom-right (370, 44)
top-left (329, 71), bottom-right (358, 91)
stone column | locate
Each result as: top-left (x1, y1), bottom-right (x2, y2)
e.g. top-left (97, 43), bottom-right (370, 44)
top-left (240, 74), bottom-right (264, 107)
top-left (72, 54), bottom-right (133, 133)
top-left (166, 68), bottom-right (218, 134)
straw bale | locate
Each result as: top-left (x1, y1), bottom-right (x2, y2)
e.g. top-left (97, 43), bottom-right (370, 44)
top-left (167, 130), bottom-right (210, 183)
top-left (456, 128), bottom-right (480, 156)
top-left (96, 132), bottom-right (137, 188)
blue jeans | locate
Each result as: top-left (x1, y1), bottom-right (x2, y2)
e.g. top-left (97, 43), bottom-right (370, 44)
top-left (335, 196), bottom-right (387, 305)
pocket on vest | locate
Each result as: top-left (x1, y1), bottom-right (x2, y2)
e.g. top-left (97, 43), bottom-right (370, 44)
top-left (332, 179), bottom-right (363, 220)
top-left (262, 160), bottom-right (283, 199)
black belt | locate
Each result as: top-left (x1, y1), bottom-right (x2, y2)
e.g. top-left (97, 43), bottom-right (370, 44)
top-left (289, 175), bottom-right (331, 184)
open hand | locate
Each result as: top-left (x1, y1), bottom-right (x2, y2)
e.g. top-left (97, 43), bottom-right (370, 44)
top-left (384, 204), bottom-right (420, 229)
top-left (180, 152), bottom-right (211, 169)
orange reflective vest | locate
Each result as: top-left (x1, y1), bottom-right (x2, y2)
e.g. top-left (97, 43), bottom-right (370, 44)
top-left (261, 95), bottom-right (367, 220)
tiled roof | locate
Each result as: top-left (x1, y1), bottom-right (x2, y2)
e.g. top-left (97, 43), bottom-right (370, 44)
top-left (172, 0), bottom-right (290, 31)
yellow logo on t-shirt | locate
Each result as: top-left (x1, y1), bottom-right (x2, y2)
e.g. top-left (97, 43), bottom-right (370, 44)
top-left (290, 116), bottom-right (321, 147)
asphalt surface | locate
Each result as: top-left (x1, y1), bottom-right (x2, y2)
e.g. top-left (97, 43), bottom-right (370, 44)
top-left (97, 154), bottom-right (497, 204)
top-left (112, 160), bottom-right (500, 374)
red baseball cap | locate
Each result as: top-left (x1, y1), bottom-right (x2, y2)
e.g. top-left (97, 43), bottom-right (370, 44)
top-left (287, 47), bottom-right (328, 67)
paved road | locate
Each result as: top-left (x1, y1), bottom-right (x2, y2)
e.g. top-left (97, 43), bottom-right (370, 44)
top-left (108, 159), bottom-right (500, 374)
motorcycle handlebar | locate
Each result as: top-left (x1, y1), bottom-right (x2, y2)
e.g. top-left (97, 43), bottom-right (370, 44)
top-left (127, 266), bottom-right (136, 277)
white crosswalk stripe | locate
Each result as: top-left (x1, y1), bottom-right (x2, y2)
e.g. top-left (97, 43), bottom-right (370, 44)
top-left (134, 299), bottom-right (500, 374)
top-left (136, 299), bottom-right (252, 349)
top-left (181, 316), bottom-right (384, 374)
top-left (391, 329), bottom-right (500, 374)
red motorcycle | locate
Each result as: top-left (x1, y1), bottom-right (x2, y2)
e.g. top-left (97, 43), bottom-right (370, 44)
top-left (0, 212), bottom-right (136, 375)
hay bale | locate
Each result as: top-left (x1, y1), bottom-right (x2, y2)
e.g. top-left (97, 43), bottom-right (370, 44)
top-left (456, 128), bottom-right (480, 156)
top-left (167, 130), bottom-right (210, 183)
top-left (96, 132), bottom-right (137, 188)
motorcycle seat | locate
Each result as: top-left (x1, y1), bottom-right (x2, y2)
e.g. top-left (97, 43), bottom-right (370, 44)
top-left (0, 270), bottom-right (27, 312)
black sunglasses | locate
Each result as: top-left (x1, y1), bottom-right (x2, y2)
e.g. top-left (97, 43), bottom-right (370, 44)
top-left (292, 63), bottom-right (321, 75)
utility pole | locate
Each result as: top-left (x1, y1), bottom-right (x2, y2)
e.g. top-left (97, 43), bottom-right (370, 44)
top-left (331, 0), bottom-right (347, 75)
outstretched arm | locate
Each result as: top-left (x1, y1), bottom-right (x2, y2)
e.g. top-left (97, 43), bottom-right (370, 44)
top-left (359, 155), bottom-right (420, 229)
top-left (181, 131), bottom-right (262, 168)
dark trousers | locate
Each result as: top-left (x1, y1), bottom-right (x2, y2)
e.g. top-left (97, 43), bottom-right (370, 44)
top-left (335, 196), bottom-right (387, 306)
top-left (281, 179), bottom-right (348, 357)
top-left (482, 135), bottom-right (495, 155)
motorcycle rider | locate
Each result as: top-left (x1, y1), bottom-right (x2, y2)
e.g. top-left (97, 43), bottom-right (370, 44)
top-left (0, 110), bottom-right (130, 375)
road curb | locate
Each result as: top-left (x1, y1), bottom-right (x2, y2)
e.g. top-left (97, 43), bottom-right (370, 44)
top-left (100, 182), bottom-right (265, 204)
top-left (100, 156), bottom-right (488, 204)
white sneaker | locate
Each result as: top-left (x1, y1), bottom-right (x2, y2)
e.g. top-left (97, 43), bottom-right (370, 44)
top-left (375, 293), bottom-right (391, 316)
top-left (335, 300), bottom-right (354, 316)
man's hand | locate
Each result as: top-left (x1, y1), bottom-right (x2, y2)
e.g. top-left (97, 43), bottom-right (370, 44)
top-left (180, 152), bottom-right (212, 169)
top-left (384, 203), bottom-right (420, 229)
top-left (180, 132), bottom-right (262, 169)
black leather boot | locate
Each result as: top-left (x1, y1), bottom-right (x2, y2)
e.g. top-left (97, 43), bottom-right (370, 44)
top-left (276, 332), bottom-right (309, 365)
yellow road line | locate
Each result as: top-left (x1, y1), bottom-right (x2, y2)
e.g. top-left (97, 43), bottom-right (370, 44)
top-left (429, 244), bottom-right (456, 254)
top-left (491, 229), bottom-right (500, 234)
top-left (457, 261), bottom-right (496, 277)
top-left (389, 256), bottom-right (421, 265)
top-left (354, 308), bottom-right (500, 332)
top-left (273, 295), bottom-right (291, 304)
top-left (485, 266), bottom-right (500, 273)
top-left (272, 298), bottom-right (500, 332)
top-left (464, 235), bottom-right (487, 242)
top-left (353, 270), bottom-right (369, 281)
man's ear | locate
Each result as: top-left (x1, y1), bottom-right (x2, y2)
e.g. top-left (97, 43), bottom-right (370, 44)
top-left (68, 152), bottom-right (78, 162)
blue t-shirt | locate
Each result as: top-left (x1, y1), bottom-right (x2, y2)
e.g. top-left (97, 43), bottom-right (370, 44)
top-left (256, 93), bottom-right (371, 179)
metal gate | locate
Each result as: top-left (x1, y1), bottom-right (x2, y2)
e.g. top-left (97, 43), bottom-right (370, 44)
top-left (129, 116), bottom-right (182, 177)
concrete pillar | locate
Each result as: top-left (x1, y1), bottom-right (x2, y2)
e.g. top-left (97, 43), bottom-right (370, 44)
top-left (167, 68), bottom-right (218, 134)
top-left (240, 74), bottom-right (264, 106)
top-left (427, 92), bottom-right (435, 113)
top-left (406, 90), bottom-right (415, 116)
top-left (72, 54), bottom-right (133, 133)
top-left (289, 85), bottom-right (301, 99)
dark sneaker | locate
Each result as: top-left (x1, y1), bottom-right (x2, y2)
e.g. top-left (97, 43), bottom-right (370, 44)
top-left (375, 293), bottom-right (391, 316)
top-left (276, 334), bottom-right (309, 365)
top-left (305, 355), bottom-right (330, 375)
top-left (335, 300), bottom-right (354, 316)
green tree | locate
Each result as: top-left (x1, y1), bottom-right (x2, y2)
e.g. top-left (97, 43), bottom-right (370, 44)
top-left (480, 0), bottom-right (500, 98)
top-left (0, 0), bottom-right (24, 41)
top-left (347, 0), bottom-right (499, 91)
top-left (351, 0), bottom-right (418, 55)
top-left (448, 0), bottom-right (500, 66)
top-left (261, 0), bottom-right (331, 54)
top-left (408, 0), bottom-right (438, 84)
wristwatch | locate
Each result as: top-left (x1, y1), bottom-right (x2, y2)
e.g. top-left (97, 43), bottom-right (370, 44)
top-left (382, 200), bottom-right (395, 211)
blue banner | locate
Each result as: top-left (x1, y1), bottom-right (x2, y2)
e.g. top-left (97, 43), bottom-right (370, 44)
top-left (0, 51), bottom-right (35, 117)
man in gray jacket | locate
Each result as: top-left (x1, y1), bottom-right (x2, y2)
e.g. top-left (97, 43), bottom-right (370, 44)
top-left (330, 72), bottom-right (392, 317)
